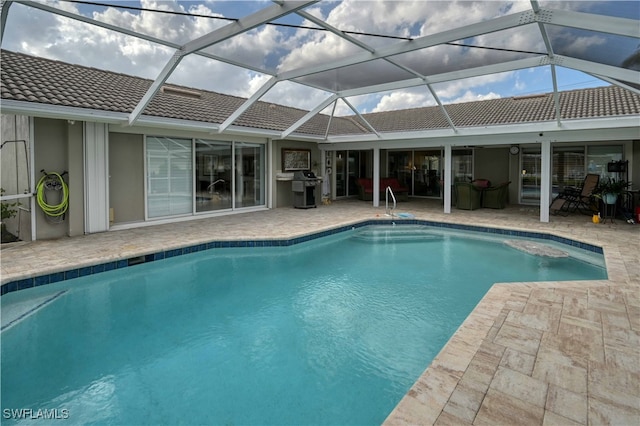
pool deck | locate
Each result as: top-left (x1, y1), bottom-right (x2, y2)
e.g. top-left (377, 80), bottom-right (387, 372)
top-left (1, 199), bottom-right (639, 425)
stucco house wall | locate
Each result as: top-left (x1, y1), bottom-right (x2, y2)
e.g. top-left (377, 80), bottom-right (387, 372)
top-left (109, 132), bottom-right (145, 225)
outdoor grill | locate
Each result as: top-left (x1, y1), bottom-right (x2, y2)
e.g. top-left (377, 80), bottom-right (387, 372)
top-left (292, 171), bottom-right (321, 209)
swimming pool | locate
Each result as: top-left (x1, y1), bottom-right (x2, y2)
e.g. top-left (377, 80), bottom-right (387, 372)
top-left (1, 223), bottom-right (606, 425)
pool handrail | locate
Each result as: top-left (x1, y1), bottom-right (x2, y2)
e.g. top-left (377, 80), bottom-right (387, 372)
top-left (385, 186), bottom-right (396, 217)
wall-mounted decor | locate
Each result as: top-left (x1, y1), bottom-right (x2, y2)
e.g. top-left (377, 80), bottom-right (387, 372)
top-left (282, 148), bottom-right (311, 171)
top-left (326, 157), bottom-right (332, 167)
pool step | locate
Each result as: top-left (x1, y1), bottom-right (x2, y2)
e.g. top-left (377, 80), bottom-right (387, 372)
top-left (353, 226), bottom-right (441, 243)
top-left (1, 290), bottom-right (67, 332)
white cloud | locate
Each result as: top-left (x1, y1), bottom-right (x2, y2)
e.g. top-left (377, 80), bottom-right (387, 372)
top-left (261, 81), bottom-right (334, 111)
top-left (328, 0), bottom-right (424, 37)
top-left (247, 73), bottom-right (274, 98)
top-left (3, 0), bottom-right (264, 94)
top-left (2, 0), bottom-right (592, 116)
top-left (277, 26), bottom-right (360, 72)
top-left (514, 74), bottom-right (526, 91)
top-left (209, 24), bottom-right (285, 71)
top-left (447, 90), bottom-right (501, 104)
top-left (273, 0), bottom-right (538, 112)
top-left (562, 35), bottom-right (606, 55)
top-left (333, 102), bottom-right (353, 116)
top-left (370, 90), bottom-right (436, 113)
top-left (434, 71), bottom-right (513, 100)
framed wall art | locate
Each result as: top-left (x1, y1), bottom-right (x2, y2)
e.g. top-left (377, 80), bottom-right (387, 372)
top-left (282, 148), bottom-right (311, 171)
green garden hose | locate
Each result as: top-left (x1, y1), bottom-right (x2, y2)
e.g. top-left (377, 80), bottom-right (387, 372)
top-left (36, 172), bottom-right (69, 217)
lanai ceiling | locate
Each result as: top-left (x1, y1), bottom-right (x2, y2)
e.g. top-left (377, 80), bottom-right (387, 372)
top-left (1, 0), bottom-right (639, 141)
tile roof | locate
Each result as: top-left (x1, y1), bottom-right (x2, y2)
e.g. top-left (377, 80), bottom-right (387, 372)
top-left (0, 49), bottom-right (315, 131)
top-left (353, 88), bottom-right (640, 132)
top-left (2, 49), bottom-right (639, 138)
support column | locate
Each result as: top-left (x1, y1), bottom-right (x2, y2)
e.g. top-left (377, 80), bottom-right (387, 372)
top-left (373, 147), bottom-right (380, 207)
top-left (444, 145), bottom-right (452, 214)
top-left (83, 122), bottom-right (108, 234)
top-left (540, 140), bottom-right (551, 223)
top-left (267, 138), bottom-right (273, 209)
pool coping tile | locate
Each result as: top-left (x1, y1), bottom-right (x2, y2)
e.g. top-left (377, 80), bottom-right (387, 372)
top-left (0, 219), bottom-right (606, 296)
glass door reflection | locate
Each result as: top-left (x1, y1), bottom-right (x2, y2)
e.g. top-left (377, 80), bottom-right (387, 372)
top-left (195, 140), bottom-right (232, 212)
top-left (234, 142), bottom-right (265, 208)
top-left (413, 150), bottom-right (441, 197)
top-left (521, 148), bottom-right (541, 204)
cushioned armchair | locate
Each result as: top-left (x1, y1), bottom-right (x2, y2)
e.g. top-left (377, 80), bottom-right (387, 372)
top-left (482, 181), bottom-right (511, 209)
top-left (454, 182), bottom-right (482, 210)
top-left (356, 178), bottom-right (374, 201)
top-left (355, 177), bottom-right (409, 201)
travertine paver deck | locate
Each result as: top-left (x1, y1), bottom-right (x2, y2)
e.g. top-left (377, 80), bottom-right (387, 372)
top-left (1, 199), bottom-right (639, 425)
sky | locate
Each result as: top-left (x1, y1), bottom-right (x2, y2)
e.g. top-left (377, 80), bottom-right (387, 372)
top-left (1, 0), bottom-right (635, 116)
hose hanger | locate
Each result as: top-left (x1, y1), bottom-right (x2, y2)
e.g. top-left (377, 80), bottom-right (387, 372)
top-left (36, 170), bottom-right (69, 220)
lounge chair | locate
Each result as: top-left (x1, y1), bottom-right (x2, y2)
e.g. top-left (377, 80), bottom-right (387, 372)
top-left (454, 182), bottom-right (482, 210)
top-left (550, 174), bottom-right (599, 215)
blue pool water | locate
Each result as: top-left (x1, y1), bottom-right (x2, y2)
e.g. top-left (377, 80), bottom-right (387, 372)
top-left (1, 225), bottom-right (606, 425)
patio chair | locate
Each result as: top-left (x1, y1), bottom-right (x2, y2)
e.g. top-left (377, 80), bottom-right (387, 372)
top-left (482, 181), bottom-right (511, 209)
top-left (455, 182), bottom-right (482, 210)
top-left (550, 174), bottom-right (599, 216)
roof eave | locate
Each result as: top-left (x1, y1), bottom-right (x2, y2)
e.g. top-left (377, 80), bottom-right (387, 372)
top-left (3, 99), bottom-right (637, 145)
top-left (0, 99), bottom-right (329, 141)
top-left (1, 100), bottom-right (128, 124)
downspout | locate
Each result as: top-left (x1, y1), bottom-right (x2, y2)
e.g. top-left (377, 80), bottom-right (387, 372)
top-left (444, 145), bottom-right (452, 214)
top-left (267, 138), bottom-right (273, 209)
top-left (30, 117), bottom-right (36, 240)
top-left (373, 148), bottom-right (380, 207)
top-left (540, 140), bottom-right (551, 223)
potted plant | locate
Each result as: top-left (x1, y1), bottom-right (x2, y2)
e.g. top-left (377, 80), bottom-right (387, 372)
top-left (1, 188), bottom-right (19, 243)
top-left (593, 178), bottom-right (630, 205)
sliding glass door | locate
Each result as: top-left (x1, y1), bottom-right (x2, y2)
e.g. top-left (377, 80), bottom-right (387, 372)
top-left (335, 150), bottom-right (361, 197)
top-left (147, 137), bottom-right (266, 218)
top-left (388, 150), bottom-right (444, 198)
top-left (146, 137), bottom-right (192, 218)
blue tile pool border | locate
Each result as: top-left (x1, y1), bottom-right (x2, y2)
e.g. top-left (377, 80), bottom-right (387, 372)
top-left (0, 219), bottom-right (604, 296)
